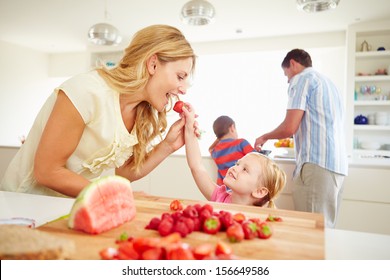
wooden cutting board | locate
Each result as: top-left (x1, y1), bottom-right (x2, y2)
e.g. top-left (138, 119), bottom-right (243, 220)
top-left (38, 193), bottom-right (324, 260)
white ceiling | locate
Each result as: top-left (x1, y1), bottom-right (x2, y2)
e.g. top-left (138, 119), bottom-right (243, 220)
top-left (1, 0), bottom-right (390, 53)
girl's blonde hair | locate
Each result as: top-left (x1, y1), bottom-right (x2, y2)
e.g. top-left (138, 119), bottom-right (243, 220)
top-left (97, 25), bottom-right (196, 172)
top-left (250, 153), bottom-right (286, 208)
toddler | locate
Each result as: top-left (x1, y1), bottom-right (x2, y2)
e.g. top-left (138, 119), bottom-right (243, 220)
top-left (183, 105), bottom-right (286, 207)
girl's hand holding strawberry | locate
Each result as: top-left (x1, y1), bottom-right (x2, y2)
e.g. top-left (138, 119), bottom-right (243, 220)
top-left (181, 103), bottom-right (200, 139)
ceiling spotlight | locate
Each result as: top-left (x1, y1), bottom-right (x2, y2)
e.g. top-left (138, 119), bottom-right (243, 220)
top-left (296, 0), bottom-right (340, 13)
top-left (88, 0), bottom-right (122, 45)
top-left (181, 0), bottom-right (216, 26)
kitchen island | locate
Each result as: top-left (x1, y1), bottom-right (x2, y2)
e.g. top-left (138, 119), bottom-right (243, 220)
top-left (1, 190), bottom-right (389, 260)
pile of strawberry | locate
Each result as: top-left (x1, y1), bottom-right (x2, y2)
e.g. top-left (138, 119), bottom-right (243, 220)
top-left (99, 232), bottom-right (236, 260)
top-left (145, 200), bottom-right (282, 243)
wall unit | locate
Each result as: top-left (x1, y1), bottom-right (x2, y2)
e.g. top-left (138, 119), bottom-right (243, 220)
top-left (346, 20), bottom-right (390, 165)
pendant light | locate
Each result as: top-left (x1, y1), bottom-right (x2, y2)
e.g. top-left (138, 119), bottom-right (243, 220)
top-left (296, 0), bottom-right (340, 13)
top-left (88, 0), bottom-right (122, 46)
top-left (181, 0), bottom-right (216, 26)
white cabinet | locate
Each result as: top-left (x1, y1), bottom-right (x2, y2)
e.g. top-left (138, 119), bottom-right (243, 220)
top-left (346, 20), bottom-right (390, 164)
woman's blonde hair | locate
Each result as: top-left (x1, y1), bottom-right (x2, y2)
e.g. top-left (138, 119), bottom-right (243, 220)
top-left (97, 25), bottom-right (196, 172)
top-left (250, 153), bottom-right (287, 208)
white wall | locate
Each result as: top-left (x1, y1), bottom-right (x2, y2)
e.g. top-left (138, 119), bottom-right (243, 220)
top-left (0, 31), bottom-right (345, 151)
top-left (0, 41), bottom-right (69, 146)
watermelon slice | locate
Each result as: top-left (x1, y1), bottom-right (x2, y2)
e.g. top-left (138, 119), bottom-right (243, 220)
top-left (68, 176), bottom-right (136, 234)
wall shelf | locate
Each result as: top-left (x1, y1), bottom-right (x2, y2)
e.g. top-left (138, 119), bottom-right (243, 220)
top-left (354, 101), bottom-right (390, 106)
top-left (353, 125), bottom-right (390, 131)
top-left (346, 20), bottom-right (390, 166)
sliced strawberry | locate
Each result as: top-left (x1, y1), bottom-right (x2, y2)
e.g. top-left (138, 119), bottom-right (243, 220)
top-left (170, 199), bottom-right (184, 211)
top-left (161, 232), bottom-right (182, 245)
top-left (99, 247), bottom-right (118, 260)
top-left (192, 243), bottom-right (214, 260)
top-left (142, 247), bottom-right (163, 260)
top-left (132, 237), bottom-right (160, 254)
top-left (215, 241), bottom-right (233, 256)
top-left (266, 214), bottom-right (283, 222)
top-left (117, 241), bottom-right (140, 260)
top-left (167, 246), bottom-right (195, 260)
top-left (233, 212), bottom-right (246, 224)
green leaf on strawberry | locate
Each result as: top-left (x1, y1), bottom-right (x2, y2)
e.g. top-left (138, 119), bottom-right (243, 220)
top-left (257, 222), bottom-right (273, 239)
top-left (203, 216), bottom-right (221, 234)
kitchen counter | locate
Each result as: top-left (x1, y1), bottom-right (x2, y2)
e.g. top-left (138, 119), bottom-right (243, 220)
top-left (1, 191), bottom-right (389, 259)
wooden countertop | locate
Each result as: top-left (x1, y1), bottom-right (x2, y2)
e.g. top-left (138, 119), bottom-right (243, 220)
top-left (38, 193), bottom-right (324, 260)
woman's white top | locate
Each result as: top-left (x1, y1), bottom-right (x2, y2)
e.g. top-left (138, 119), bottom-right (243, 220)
top-left (0, 71), bottom-right (138, 197)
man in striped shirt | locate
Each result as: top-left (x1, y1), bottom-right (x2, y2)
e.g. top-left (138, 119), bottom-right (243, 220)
top-left (254, 49), bottom-right (348, 228)
top-left (209, 116), bottom-right (255, 187)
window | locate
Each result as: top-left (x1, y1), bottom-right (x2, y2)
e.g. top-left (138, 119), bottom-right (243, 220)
top-left (169, 47), bottom-right (346, 156)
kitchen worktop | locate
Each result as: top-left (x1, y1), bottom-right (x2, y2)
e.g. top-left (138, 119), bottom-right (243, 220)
top-left (1, 190), bottom-right (389, 259)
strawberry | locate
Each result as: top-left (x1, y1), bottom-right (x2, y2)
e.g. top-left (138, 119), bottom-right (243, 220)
top-left (192, 243), bottom-right (214, 260)
top-left (173, 101), bottom-right (185, 113)
top-left (201, 203), bottom-right (213, 214)
top-left (192, 217), bottom-right (202, 231)
top-left (203, 216), bottom-right (221, 234)
top-left (161, 212), bottom-right (174, 223)
top-left (181, 217), bottom-right (195, 233)
top-left (199, 208), bottom-right (212, 223)
top-left (257, 222), bottom-right (273, 239)
top-left (193, 203), bottom-right (202, 213)
top-left (170, 199), bottom-right (183, 211)
top-left (215, 241), bottom-right (233, 256)
top-left (226, 223), bottom-right (244, 243)
top-left (183, 205), bottom-right (198, 218)
top-left (172, 220), bottom-right (190, 237)
top-left (242, 221), bottom-right (258, 240)
top-left (218, 210), bottom-right (234, 231)
top-left (171, 211), bottom-right (183, 222)
top-left (158, 218), bottom-right (174, 236)
top-left (145, 217), bottom-right (161, 230)
top-left (233, 212), bottom-right (246, 224)
top-left (266, 214), bottom-right (283, 222)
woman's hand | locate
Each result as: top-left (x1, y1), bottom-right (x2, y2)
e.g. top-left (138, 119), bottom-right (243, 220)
top-left (163, 117), bottom-right (186, 152)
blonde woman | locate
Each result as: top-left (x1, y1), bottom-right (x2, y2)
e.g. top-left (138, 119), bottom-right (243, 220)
top-left (183, 104), bottom-right (286, 208)
top-left (1, 25), bottom-right (196, 197)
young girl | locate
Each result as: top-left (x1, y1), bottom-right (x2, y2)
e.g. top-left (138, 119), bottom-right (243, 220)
top-left (183, 104), bottom-right (286, 208)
